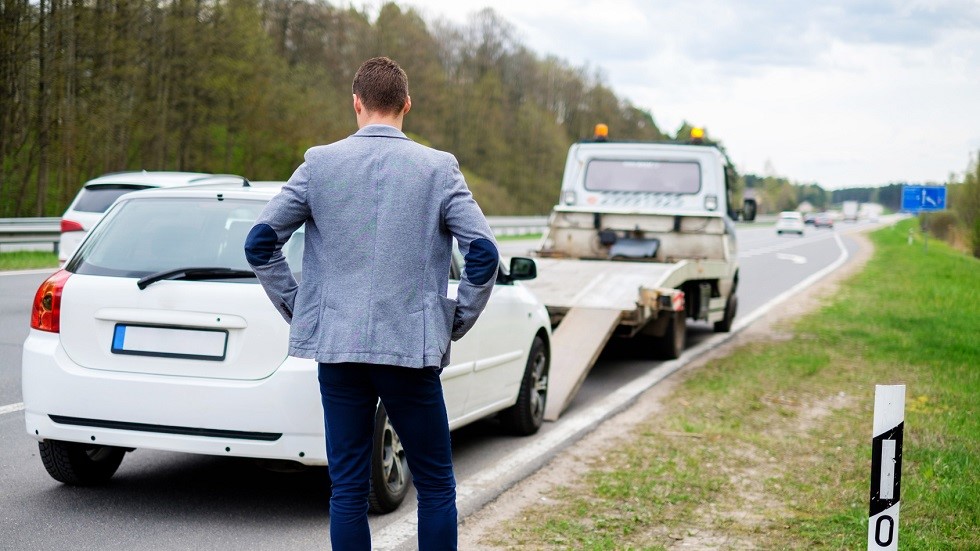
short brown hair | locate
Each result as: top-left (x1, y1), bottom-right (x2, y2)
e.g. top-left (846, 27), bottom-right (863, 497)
top-left (352, 57), bottom-right (409, 115)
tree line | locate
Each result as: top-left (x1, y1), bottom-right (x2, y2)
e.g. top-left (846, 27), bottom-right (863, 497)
top-left (0, 0), bottom-right (666, 217)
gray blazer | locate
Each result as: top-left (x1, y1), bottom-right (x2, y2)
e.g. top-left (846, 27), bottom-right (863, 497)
top-left (244, 125), bottom-right (499, 368)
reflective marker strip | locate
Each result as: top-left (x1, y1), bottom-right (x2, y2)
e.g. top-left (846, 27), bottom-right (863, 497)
top-left (880, 440), bottom-right (896, 500)
top-left (0, 403), bottom-right (25, 416)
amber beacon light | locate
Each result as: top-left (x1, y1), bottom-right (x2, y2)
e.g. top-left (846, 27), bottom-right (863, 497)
top-left (593, 123), bottom-right (609, 141)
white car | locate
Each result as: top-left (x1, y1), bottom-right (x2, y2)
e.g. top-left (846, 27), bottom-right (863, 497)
top-left (58, 171), bottom-right (244, 263)
top-left (775, 211), bottom-right (805, 236)
top-left (24, 182), bottom-right (551, 513)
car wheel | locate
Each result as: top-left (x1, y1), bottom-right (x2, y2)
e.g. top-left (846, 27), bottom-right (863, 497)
top-left (655, 311), bottom-right (686, 359)
top-left (499, 336), bottom-right (549, 436)
top-left (368, 403), bottom-right (410, 514)
top-left (713, 293), bottom-right (738, 333)
top-left (38, 440), bottom-right (125, 485)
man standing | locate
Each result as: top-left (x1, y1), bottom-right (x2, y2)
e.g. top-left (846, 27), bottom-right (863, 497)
top-left (244, 57), bottom-right (498, 550)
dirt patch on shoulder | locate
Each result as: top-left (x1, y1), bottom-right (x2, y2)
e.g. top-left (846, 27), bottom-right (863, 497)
top-left (458, 232), bottom-right (874, 549)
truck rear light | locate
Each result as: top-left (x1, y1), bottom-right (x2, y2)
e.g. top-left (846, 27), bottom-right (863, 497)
top-left (562, 190), bottom-right (577, 205)
top-left (704, 195), bottom-right (718, 211)
top-left (31, 270), bottom-right (71, 333)
top-left (61, 219), bottom-right (84, 232)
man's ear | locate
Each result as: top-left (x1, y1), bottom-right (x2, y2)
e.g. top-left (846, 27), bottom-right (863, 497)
top-left (353, 94), bottom-right (363, 115)
top-left (402, 95), bottom-right (412, 116)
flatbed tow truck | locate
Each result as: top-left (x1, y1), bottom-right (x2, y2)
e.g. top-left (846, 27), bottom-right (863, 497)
top-left (523, 126), bottom-right (751, 420)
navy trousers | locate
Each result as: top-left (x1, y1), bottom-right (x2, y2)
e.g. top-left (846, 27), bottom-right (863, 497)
top-left (317, 362), bottom-right (457, 551)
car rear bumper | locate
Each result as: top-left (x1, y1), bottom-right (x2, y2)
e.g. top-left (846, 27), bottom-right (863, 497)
top-left (22, 331), bottom-right (327, 465)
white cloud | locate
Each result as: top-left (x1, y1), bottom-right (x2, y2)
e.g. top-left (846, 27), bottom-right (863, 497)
top-left (397, 0), bottom-right (980, 187)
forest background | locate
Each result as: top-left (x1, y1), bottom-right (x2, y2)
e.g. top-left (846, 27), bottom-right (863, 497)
top-left (1, 0), bottom-right (974, 227)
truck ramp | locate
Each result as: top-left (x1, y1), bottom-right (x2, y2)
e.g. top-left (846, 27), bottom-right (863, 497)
top-left (527, 258), bottom-right (692, 310)
top-left (544, 307), bottom-right (622, 421)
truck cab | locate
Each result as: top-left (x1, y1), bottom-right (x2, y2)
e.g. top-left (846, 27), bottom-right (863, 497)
top-left (540, 136), bottom-right (737, 268)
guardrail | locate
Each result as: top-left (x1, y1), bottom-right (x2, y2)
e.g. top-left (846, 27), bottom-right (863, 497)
top-left (485, 216), bottom-right (548, 237)
top-left (0, 217), bottom-right (60, 253)
top-left (0, 215), bottom-right (549, 253)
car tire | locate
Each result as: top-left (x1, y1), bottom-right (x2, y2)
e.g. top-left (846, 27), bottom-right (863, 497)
top-left (368, 403), bottom-right (410, 514)
top-left (655, 311), bottom-right (686, 360)
top-left (38, 440), bottom-right (125, 485)
top-left (713, 293), bottom-right (738, 333)
top-left (499, 336), bottom-right (549, 436)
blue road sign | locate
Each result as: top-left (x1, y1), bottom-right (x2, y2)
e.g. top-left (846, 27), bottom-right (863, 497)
top-left (901, 186), bottom-right (947, 212)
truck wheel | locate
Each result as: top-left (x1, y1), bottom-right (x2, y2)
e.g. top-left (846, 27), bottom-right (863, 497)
top-left (499, 336), bottom-right (549, 436)
top-left (39, 440), bottom-right (125, 485)
top-left (656, 311), bottom-right (686, 360)
top-left (713, 293), bottom-right (738, 333)
top-left (368, 403), bottom-right (410, 514)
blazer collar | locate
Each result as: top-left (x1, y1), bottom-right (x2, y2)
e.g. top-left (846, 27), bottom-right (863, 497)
top-left (353, 124), bottom-right (410, 140)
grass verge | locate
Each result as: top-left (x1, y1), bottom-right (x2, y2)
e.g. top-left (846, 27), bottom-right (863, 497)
top-left (497, 232), bottom-right (543, 242)
top-left (490, 219), bottom-right (979, 550)
top-left (0, 251), bottom-right (59, 271)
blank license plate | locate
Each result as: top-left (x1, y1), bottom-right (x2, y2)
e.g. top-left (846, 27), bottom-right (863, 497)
top-left (111, 324), bottom-right (228, 361)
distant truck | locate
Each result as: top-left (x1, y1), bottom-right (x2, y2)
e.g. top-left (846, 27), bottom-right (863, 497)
top-left (842, 200), bottom-right (859, 222)
top-left (524, 126), bottom-right (741, 419)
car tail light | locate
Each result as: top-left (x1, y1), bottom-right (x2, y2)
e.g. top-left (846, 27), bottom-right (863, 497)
top-left (60, 219), bottom-right (84, 232)
top-left (31, 270), bottom-right (71, 333)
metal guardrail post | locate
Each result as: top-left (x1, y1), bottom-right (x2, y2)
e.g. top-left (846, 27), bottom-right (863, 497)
top-left (0, 217), bottom-right (61, 252)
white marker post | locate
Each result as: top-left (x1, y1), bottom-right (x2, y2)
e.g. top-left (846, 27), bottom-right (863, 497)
top-left (868, 385), bottom-right (905, 550)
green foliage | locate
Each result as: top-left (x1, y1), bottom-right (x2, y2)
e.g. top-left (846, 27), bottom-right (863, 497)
top-left (743, 173), bottom-right (829, 213)
top-left (0, 0), bottom-right (666, 217)
top-left (947, 152), bottom-right (980, 257)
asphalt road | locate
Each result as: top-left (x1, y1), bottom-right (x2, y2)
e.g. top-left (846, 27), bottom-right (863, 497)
top-left (0, 219), bottom-right (881, 549)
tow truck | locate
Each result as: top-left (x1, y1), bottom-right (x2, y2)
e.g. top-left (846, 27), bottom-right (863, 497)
top-left (525, 125), bottom-right (746, 419)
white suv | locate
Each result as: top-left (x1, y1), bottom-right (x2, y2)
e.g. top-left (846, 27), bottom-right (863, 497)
top-left (24, 182), bottom-right (551, 513)
top-left (58, 172), bottom-right (244, 263)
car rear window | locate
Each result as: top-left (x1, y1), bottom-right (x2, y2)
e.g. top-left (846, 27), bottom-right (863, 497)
top-left (72, 184), bottom-right (152, 213)
top-left (67, 197), bottom-right (304, 279)
top-left (584, 160), bottom-right (701, 194)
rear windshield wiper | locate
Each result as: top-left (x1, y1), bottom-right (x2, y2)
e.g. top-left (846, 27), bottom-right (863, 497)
top-left (137, 267), bottom-right (257, 290)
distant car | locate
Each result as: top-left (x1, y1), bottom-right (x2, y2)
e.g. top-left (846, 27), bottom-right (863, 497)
top-left (58, 171), bottom-right (244, 263)
top-left (25, 182), bottom-right (552, 513)
top-left (803, 213), bottom-right (817, 225)
top-left (775, 211), bottom-right (805, 235)
top-left (812, 212), bottom-right (834, 228)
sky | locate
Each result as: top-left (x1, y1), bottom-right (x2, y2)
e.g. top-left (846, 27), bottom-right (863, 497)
top-left (395, 0), bottom-right (980, 189)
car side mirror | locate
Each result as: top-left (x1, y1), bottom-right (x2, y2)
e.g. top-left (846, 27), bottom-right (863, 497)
top-left (509, 257), bottom-right (537, 281)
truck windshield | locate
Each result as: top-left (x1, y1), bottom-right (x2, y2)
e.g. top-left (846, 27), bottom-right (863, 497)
top-left (584, 160), bottom-right (701, 194)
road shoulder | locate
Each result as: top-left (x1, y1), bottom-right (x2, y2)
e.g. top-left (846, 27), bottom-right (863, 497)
top-left (457, 231), bottom-right (874, 549)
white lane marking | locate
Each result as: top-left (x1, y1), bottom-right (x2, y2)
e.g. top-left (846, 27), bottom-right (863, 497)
top-left (373, 231), bottom-right (851, 550)
top-left (739, 232), bottom-right (836, 259)
top-left (776, 253), bottom-right (807, 264)
top-left (0, 268), bottom-right (58, 277)
top-left (0, 402), bottom-right (25, 416)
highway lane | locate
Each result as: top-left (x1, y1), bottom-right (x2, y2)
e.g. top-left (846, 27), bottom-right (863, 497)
top-left (0, 220), bottom-right (881, 549)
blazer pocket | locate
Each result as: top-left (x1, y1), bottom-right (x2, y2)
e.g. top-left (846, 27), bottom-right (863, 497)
top-left (289, 284), bottom-right (321, 342)
top-left (424, 293), bottom-right (457, 358)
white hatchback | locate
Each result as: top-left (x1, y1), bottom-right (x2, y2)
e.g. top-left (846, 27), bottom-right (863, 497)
top-left (58, 171), bottom-right (244, 263)
top-left (775, 211), bottom-right (805, 236)
top-left (24, 182), bottom-right (552, 513)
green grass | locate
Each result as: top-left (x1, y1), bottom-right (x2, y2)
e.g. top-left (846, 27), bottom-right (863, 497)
top-left (497, 232), bottom-right (543, 241)
top-left (0, 250), bottom-right (59, 271)
top-left (489, 219), bottom-right (979, 550)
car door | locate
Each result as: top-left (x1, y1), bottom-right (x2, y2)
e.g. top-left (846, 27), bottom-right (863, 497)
top-left (464, 267), bottom-right (535, 415)
top-left (441, 254), bottom-right (477, 424)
